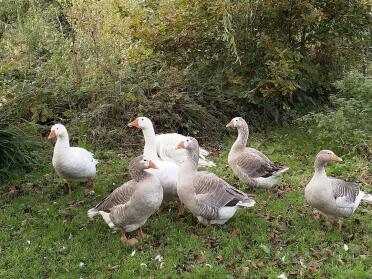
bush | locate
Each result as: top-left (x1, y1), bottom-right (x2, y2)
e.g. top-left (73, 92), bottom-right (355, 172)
top-left (298, 72), bottom-right (371, 156)
top-left (0, 0), bottom-right (370, 149)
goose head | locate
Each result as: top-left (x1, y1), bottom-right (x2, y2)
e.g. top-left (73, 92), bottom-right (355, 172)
top-left (130, 155), bottom-right (158, 171)
top-left (48, 124), bottom-right (68, 139)
top-left (316, 150), bottom-right (342, 164)
top-left (128, 116), bottom-right (153, 130)
top-left (226, 117), bottom-right (246, 129)
top-left (177, 137), bottom-right (198, 151)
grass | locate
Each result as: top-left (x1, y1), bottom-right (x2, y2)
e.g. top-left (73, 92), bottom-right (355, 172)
top-left (0, 127), bottom-right (371, 278)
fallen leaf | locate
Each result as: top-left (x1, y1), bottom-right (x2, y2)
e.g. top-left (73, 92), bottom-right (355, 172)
top-left (278, 273), bottom-right (288, 279)
top-left (216, 255), bottom-right (224, 263)
top-left (343, 244), bottom-right (349, 251)
top-left (308, 260), bottom-right (323, 272)
top-left (232, 228), bottom-right (241, 236)
top-left (63, 214), bottom-right (74, 222)
top-left (197, 254), bottom-right (207, 264)
top-left (68, 200), bottom-right (84, 208)
top-left (252, 260), bottom-right (264, 269)
top-left (241, 266), bottom-right (249, 274)
top-left (226, 261), bottom-right (236, 270)
top-left (21, 219), bottom-right (29, 227)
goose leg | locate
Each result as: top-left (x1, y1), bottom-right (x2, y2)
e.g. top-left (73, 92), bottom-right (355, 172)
top-left (66, 181), bottom-right (72, 194)
top-left (178, 202), bottom-right (185, 218)
top-left (137, 227), bottom-right (148, 239)
top-left (120, 228), bottom-right (138, 245)
top-left (338, 219), bottom-right (343, 232)
top-left (85, 179), bottom-right (96, 195)
top-left (324, 215), bottom-right (333, 229)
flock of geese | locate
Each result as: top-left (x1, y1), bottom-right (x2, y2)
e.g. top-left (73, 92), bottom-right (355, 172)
top-left (48, 116), bottom-right (372, 244)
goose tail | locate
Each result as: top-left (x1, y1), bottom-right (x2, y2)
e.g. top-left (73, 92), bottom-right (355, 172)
top-left (273, 166), bottom-right (289, 177)
top-left (362, 192), bottom-right (372, 202)
top-left (198, 158), bottom-right (216, 168)
top-left (237, 198), bottom-right (256, 208)
top-left (99, 211), bottom-right (115, 228)
top-left (87, 208), bottom-right (100, 219)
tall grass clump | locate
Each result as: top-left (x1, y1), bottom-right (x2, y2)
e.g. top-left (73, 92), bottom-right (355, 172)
top-left (0, 123), bottom-right (42, 184)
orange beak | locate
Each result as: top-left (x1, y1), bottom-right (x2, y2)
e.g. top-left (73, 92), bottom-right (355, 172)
top-left (148, 160), bottom-right (158, 169)
top-left (177, 141), bottom-right (185, 149)
top-left (128, 118), bottom-right (139, 128)
top-left (226, 120), bottom-right (234, 128)
top-left (331, 153), bottom-right (343, 162)
top-left (48, 130), bottom-right (56, 139)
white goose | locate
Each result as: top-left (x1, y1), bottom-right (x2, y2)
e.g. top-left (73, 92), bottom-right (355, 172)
top-left (128, 117), bottom-right (184, 215)
top-left (48, 124), bottom-right (98, 194)
top-left (156, 133), bottom-right (215, 168)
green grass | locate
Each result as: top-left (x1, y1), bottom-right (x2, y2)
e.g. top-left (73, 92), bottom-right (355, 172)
top-left (0, 127), bottom-right (371, 278)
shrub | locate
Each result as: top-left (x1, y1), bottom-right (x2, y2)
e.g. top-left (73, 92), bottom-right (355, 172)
top-left (298, 72), bottom-right (371, 156)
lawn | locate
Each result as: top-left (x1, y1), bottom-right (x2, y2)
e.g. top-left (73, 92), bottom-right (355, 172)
top-left (0, 127), bottom-right (371, 278)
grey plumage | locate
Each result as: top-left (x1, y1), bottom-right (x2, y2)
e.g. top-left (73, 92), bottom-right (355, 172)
top-left (177, 137), bottom-right (255, 226)
top-left (305, 150), bottom-right (371, 219)
top-left (88, 156), bottom-right (163, 233)
top-left (227, 117), bottom-right (288, 188)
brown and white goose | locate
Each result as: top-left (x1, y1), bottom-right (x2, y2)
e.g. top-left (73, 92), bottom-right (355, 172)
top-left (177, 137), bottom-right (255, 226)
top-left (88, 156), bottom-right (162, 245)
top-left (226, 117), bottom-right (289, 188)
top-left (305, 150), bottom-right (372, 230)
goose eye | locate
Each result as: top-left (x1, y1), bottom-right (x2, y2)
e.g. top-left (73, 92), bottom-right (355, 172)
top-left (141, 118), bottom-right (144, 121)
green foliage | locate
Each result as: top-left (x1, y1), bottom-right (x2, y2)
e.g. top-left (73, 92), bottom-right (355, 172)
top-left (0, 0), bottom-right (370, 148)
top-left (298, 72), bottom-right (372, 156)
top-left (0, 123), bottom-right (43, 183)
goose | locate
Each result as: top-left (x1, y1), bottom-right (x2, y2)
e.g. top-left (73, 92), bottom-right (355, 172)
top-left (226, 117), bottom-right (289, 188)
top-left (128, 117), bottom-right (184, 216)
top-left (305, 150), bottom-right (372, 230)
top-left (156, 133), bottom-right (215, 168)
top-left (177, 137), bottom-right (255, 226)
top-left (89, 156), bottom-right (162, 245)
top-left (48, 124), bottom-right (98, 194)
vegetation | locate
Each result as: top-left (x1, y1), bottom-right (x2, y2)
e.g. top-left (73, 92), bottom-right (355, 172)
top-left (0, 123), bottom-right (43, 183)
top-left (0, 1), bottom-right (371, 277)
top-left (299, 72), bottom-right (372, 157)
top-left (0, 1), bottom-right (370, 139)
top-left (0, 127), bottom-right (371, 278)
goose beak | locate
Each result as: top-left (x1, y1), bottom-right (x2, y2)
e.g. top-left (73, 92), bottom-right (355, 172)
top-left (148, 160), bottom-right (158, 169)
top-left (48, 130), bottom-right (56, 139)
top-left (331, 154), bottom-right (343, 162)
top-left (226, 120), bottom-right (234, 128)
top-left (128, 118), bottom-right (139, 128)
top-left (177, 141), bottom-right (185, 149)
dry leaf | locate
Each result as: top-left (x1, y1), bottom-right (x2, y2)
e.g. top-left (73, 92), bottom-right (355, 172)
top-left (197, 254), bottom-right (207, 264)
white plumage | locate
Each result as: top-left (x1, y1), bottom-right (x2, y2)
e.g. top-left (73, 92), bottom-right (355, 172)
top-left (155, 133), bottom-right (215, 168)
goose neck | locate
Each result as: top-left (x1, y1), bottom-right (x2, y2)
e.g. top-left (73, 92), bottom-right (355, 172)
top-left (142, 126), bottom-right (158, 159)
top-left (314, 158), bottom-right (327, 177)
top-left (54, 134), bottom-right (70, 152)
top-left (233, 124), bottom-right (249, 150)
